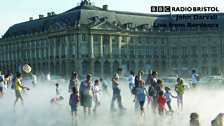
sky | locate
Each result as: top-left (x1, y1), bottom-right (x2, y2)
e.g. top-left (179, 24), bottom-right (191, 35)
top-left (0, 0), bottom-right (224, 37)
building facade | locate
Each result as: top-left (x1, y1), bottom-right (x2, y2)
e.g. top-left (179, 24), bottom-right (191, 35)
top-left (0, 0), bottom-right (224, 77)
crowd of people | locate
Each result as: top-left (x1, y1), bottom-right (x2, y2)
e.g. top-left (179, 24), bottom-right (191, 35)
top-left (0, 68), bottom-right (201, 124)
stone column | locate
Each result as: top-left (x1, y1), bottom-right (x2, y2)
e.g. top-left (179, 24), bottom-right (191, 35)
top-left (100, 35), bottom-right (103, 57)
top-left (90, 35), bottom-right (94, 58)
top-left (60, 37), bottom-right (63, 59)
top-left (127, 36), bottom-right (130, 58)
top-left (53, 62), bottom-right (56, 76)
top-left (118, 36), bottom-right (121, 58)
top-left (90, 60), bottom-right (94, 75)
top-left (59, 62), bottom-right (62, 76)
top-left (78, 33), bottom-right (82, 58)
top-left (109, 35), bottom-right (112, 58)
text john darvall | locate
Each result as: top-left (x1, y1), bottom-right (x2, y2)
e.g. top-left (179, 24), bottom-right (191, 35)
top-left (176, 14), bottom-right (217, 21)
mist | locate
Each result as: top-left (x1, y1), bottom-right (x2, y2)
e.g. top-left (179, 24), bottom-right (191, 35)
top-left (0, 79), bottom-right (224, 126)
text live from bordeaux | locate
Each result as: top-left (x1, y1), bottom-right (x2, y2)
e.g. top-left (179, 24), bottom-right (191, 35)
top-left (152, 6), bottom-right (220, 28)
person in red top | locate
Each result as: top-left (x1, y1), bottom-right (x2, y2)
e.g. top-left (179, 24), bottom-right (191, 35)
top-left (156, 90), bottom-right (167, 117)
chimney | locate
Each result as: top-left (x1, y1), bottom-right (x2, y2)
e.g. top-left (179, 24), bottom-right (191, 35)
top-left (51, 12), bottom-right (55, 16)
top-left (103, 5), bottom-right (108, 11)
top-left (39, 15), bottom-right (44, 19)
top-left (47, 12), bottom-right (52, 17)
top-left (29, 17), bottom-right (33, 21)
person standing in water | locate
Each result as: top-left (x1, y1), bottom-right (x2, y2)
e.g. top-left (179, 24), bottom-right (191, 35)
top-left (111, 68), bottom-right (126, 112)
top-left (133, 80), bottom-right (150, 119)
top-left (40, 72), bottom-right (45, 82)
top-left (149, 71), bottom-right (158, 113)
top-left (79, 74), bottom-right (95, 119)
top-left (69, 73), bottom-right (80, 93)
top-left (133, 71), bottom-right (144, 111)
top-left (69, 87), bottom-right (79, 119)
top-left (192, 70), bottom-right (199, 88)
top-left (12, 72), bottom-right (18, 89)
top-left (100, 78), bottom-right (108, 95)
top-left (128, 71), bottom-right (135, 93)
top-left (93, 80), bottom-right (102, 114)
top-left (14, 73), bottom-right (29, 111)
top-left (46, 72), bottom-right (51, 82)
top-left (146, 69), bottom-right (152, 86)
top-left (157, 90), bottom-right (167, 118)
top-left (175, 78), bottom-right (185, 112)
top-left (164, 87), bottom-right (177, 114)
top-left (30, 72), bottom-right (37, 87)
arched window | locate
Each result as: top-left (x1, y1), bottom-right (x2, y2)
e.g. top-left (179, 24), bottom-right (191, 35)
top-left (104, 61), bottom-right (110, 75)
top-left (94, 61), bottom-right (100, 76)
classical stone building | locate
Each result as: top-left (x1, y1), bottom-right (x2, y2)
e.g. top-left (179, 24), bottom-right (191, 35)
top-left (0, 0), bottom-right (224, 77)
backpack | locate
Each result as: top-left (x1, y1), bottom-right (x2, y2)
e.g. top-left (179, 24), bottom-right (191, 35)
top-left (195, 74), bottom-right (200, 81)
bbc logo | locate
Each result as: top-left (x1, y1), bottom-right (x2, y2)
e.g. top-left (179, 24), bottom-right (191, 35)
top-left (151, 6), bottom-right (171, 12)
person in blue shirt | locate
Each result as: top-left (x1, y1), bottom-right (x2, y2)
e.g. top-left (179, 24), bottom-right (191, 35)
top-left (164, 86), bottom-right (177, 114)
top-left (133, 80), bottom-right (150, 119)
top-left (12, 72), bottom-right (18, 89)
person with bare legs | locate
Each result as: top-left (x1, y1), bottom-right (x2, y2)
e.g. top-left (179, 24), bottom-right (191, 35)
top-left (79, 74), bottom-right (95, 119)
top-left (93, 80), bottom-right (102, 114)
top-left (133, 80), bottom-right (150, 119)
top-left (111, 68), bottom-right (126, 112)
top-left (175, 78), bottom-right (185, 112)
top-left (69, 87), bottom-right (79, 119)
top-left (14, 73), bottom-right (29, 112)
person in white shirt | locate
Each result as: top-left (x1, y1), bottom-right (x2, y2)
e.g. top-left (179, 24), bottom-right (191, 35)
top-left (100, 78), bottom-right (108, 94)
top-left (93, 80), bottom-right (102, 113)
top-left (192, 70), bottom-right (199, 88)
top-left (31, 72), bottom-right (37, 87)
top-left (3, 74), bottom-right (9, 93)
top-left (46, 72), bottom-right (51, 82)
top-left (128, 71), bottom-right (135, 93)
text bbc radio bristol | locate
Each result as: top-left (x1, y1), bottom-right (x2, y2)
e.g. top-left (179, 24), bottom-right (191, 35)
top-left (151, 6), bottom-right (219, 12)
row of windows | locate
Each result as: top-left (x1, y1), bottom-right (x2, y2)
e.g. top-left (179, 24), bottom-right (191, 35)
top-left (0, 34), bottom-right (221, 52)
top-left (0, 37), bottom-right (70, 51)
top-left (85, 34), bottom-right (219, 45)
top-left (0, 45), bottom-right (218, 61)
top-left (172, 37), bottom-right (218, 45)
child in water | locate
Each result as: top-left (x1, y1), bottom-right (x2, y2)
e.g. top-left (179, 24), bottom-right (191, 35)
top-left (164, 87), bottom-right (177, 114)
top-left (56, 83), bottom-right (61, 96)
top-left (69, 87), bottom-right (79, 118)
top-left (175, 78), bottom-right (185, 112)
top-left (50, 96), bottom-right (64, 104)
top-left (100, 78), bottom-right (108, 94)
top-left (93, 80), bottom-right (102, 114)
top-left (133, 80), bottom-right (150, 119)
top-left (157, 90), bottom-right (167, 118)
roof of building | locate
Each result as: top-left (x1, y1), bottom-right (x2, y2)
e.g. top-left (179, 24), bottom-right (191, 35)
top-left (3, 0), bottom-right (224, 38)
